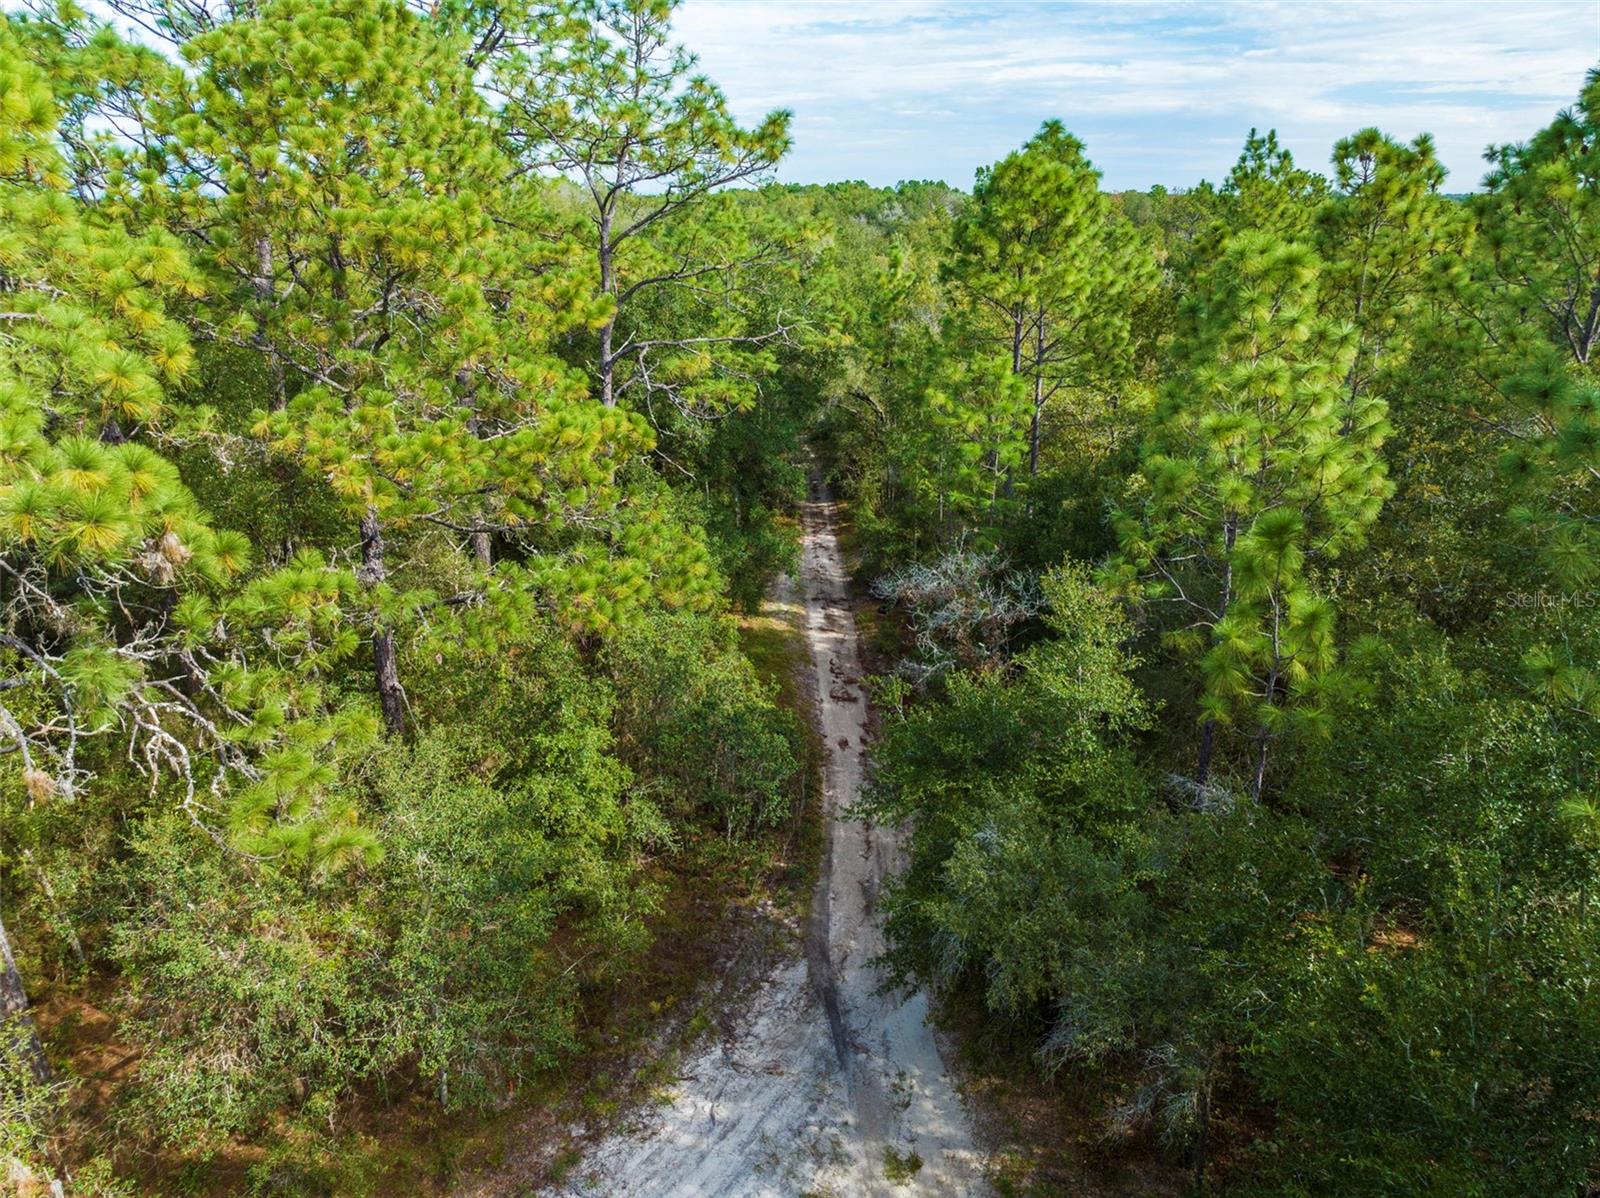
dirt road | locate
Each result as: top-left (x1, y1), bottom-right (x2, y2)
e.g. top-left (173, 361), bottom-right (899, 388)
top-left (552, 486), bottom-right (987, 1196)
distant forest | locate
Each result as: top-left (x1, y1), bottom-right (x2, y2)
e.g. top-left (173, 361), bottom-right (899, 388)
top-left (1, 0), bottom-right (1598, 1194)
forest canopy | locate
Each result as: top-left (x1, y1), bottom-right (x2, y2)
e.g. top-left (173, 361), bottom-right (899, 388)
top-left (0, 0), bottom-right (1596, 1194)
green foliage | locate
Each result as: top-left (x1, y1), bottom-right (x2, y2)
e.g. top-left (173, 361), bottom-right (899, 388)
top-left (1243, 628), bottom-right (1600, 1196)
top-left (945, 120), bottom-right (1157, 476)
top-left (804, 180), bottom-right (965, 562)
top-left (874, 580), bottom-right (1600, 1194)
top-left (112, 619), bottom-right (653, 1142)
top-left (477, 1), bottom-right (809, 612)
top-left (1452, 70), bottom-right (1600, 590)
top-left (493, 0), bottom-right (793, 411)
top-left (0, 1015), bottom-right (62, 1174)
top-left (2, 3), bottom-right (1598, 1193)
top-left (1111, 232), bottom-right (1392, 793)
top-left (855, 71), bottom-right (1600, 1198)
top-left (865, 562), bottom-right (1151, 1010)
top-left (882, 1145), bottom-right (924, 1182)
top-left (0, 18), bottom-right (375, 869)
top-left (606, 610), bottom-right (800, 840)
top-left (1252, 908), bottom-right (1600, 1198)
top-left (1219, 128), bottom-right (1327, 242)
top-left (0, 1), bottom-right (801, 1186)
top-left (1316, 129), bottom-right (1469, 420)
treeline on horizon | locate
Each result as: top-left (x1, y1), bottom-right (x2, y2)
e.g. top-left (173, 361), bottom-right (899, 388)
top-left (0, 0), bottom-right (1596, 1193)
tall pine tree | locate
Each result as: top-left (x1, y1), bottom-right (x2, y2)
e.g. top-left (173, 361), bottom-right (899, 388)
top-left (944, 121), bottom-right (1155, 477)
top-left (1111, 233), bottom-right (1391, 795)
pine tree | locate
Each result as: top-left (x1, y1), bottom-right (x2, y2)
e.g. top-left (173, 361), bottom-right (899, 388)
top-left (1220, 128), bottom-right (1327, 243)
top-left (0, 17), bottom-right (380, 1091)
top-left (1463, 69), bottom-right (1600, 586)
top-left (1110, 233), bottom-right (1392, 795)
top-left (944, 121), bottom-right (1156, 477)
top-left (108, 0), bottom-right (718, 731)
top-left (1315, 128), bottom-right (1470, 434)
top-left (913, 353), bottom-right (1032, 537)
top-left (492, 0), bottom-right (794, 413)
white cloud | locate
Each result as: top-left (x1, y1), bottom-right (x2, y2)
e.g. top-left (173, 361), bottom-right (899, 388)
top-left (675, 0), bottom-right (1599, 188)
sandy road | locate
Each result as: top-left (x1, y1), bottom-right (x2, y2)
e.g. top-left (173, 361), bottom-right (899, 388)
top-left (552, 484), bottom-right (987, 1197)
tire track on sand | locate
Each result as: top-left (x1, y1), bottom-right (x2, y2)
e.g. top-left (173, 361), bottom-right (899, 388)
top-left (549, 481), bottom-right (988, 1197)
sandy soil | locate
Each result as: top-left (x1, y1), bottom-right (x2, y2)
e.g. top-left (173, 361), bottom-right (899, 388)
top-left (551, 486), bottom-right (987, 1197)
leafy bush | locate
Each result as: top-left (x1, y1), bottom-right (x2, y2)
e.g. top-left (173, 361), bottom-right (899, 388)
top-left (1242, 625), bottom-right (1600, 1195)
top-left (873, 579), bottom-right (1600, 1191)
top-left (108, 621), bottom-right (656, 1142)
top-left (0, 1016), bottom-right (61, 1183)
top-left (866, 561), bottom-right (1154, 1023)
top-left (606, 611), bottom-right (801, 839)
top-left (872, 544), bottom-right (1043, 684)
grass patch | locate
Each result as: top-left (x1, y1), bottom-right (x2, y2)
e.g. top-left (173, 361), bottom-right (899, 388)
top-left (547, 1146), bottom-right (582, 1183)
top-left (883, 1144), bottom-right (924, 1183)
top-left (738, 574), bottom-right (826, 917)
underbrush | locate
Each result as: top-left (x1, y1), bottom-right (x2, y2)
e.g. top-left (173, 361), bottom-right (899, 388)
top-left (16, 601), bottom-right (823, 1197)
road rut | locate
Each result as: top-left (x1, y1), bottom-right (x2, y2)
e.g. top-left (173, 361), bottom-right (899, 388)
top-left (552, 484), bottom-right (987, 1197)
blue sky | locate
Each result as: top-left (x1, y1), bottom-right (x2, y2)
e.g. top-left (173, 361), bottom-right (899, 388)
top-left (674, 0), bottom-right (1600, 192)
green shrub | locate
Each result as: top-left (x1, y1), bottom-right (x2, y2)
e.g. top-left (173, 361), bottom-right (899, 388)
top-left (606, 611), bottom-right (801, 839)
top-left (107, 621), bottom-right (656, 1143)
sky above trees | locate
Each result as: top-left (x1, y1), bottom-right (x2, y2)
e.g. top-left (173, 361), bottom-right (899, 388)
top-left (676, 0), bottom-right (1597, 191)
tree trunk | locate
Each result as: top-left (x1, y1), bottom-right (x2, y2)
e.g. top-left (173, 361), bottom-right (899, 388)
top-left (358, 508), bottom-right (406, 737)
top-left (597, 210), bottom-right (617, 407)
top-left (1251, 594), bottom-right (1287, 801)
top-left (1191, 1083), bottom-right (1211, 1191)
top-left (254, 235), bottom-right (287, 412)
top-left (1029, 310), bottom-right (1046, 476)
top-left (456, 368), bottom-right (494, 570)
top-left (1578, 266), bottom-right (1600, 364)
top-left (1195, 517), bottom-right (1238, 787)
top-left (1195, 718), bottom-right (1218, 787)
top-left (995, 308), bottom-right (1025, 502)
top-left (371, 625), bottom-right (405, 739)
top-left (598, 314), bottom-right (616, 408)
top-left (0, 910), bottom-right (50, 1086)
